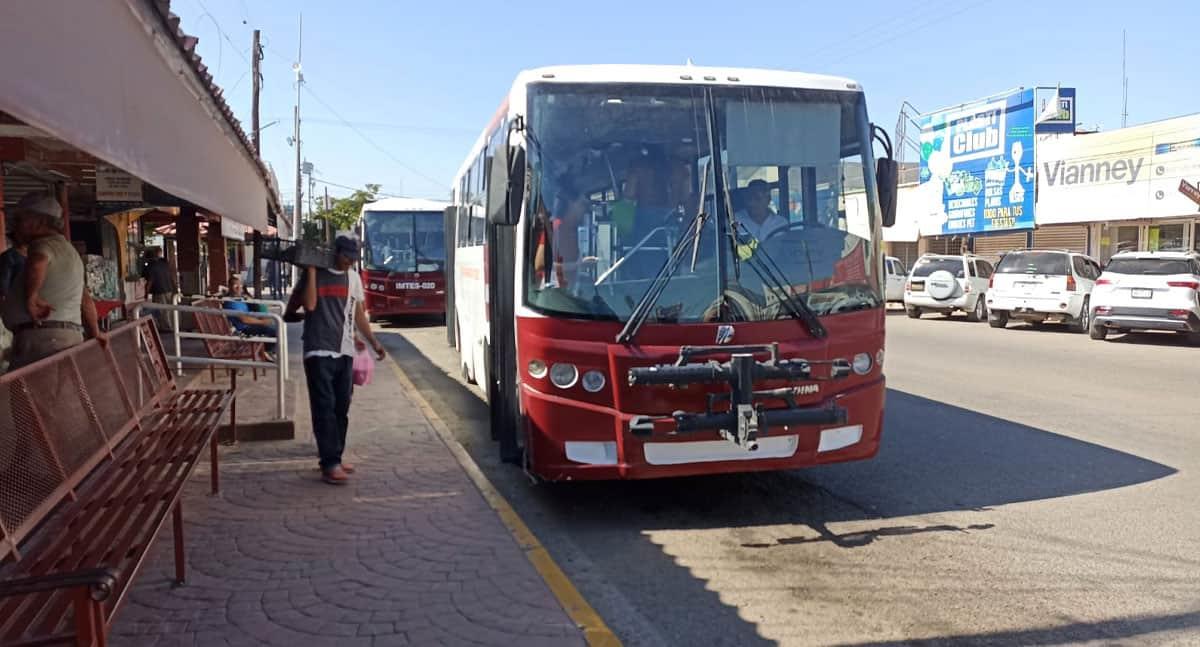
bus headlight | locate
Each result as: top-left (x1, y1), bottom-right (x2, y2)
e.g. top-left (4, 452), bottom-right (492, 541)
top-left (527, 359), bottom-right (548, 379)
top-left (852, 352), bottom-right (873, 375)
top-left (549, 363), bottom-right (578, 389)
top-left (581, 370), bottom-right (607, 393)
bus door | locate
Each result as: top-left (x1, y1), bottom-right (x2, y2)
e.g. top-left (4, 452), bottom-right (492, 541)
top-left (444, 206), bottom-right (458, 347)
top-left (486, 218), bottom-right (521, 462)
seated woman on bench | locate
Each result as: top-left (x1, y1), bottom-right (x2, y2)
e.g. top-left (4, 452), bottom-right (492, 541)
top-left (223, 275), bottom-right (276, 359)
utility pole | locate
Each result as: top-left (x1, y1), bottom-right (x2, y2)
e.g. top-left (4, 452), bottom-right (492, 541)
top-left (250, 28), bottom-right (264, 297)
top-left (324, 186), bottom-right (331, 242)
top-left (292, 13), bottom-right (303, 240)
top-left (251, 29), bottom-right (262, 155)
top-left (1121, 29), bottom-right (1129, 128)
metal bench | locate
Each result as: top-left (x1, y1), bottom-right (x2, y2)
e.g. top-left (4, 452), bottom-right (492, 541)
top-left (0, 317), bottom-right (234, 646)
top-left (192, 299), bottom-right (269, 382)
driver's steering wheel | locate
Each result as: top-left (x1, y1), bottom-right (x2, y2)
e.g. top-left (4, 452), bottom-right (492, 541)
top-left (761, 220), bottom-right (812, 244)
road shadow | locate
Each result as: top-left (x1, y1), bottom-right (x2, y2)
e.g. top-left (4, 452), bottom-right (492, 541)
top-left (1105, 330), bottom-right (1200, 349)
top-left (994, 321), bottom-right (1081, 335)
top-left (378, 329), bottom-right (1179, 646)
top-left (835, 609), bottom-right (1200, 646)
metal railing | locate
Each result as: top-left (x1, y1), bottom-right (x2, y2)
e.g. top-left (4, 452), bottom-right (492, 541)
top-left (132, 302), bottom-right (287, 420)
top-left (184, 296), bottom-right (289, 380)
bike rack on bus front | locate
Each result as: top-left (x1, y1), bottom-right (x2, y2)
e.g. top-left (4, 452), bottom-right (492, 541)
top-left (627, 343), bottom-right (850, 451)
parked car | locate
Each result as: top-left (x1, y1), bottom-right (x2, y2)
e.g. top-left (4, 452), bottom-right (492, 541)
top-left (1090, 250), bottom-right (1200, 342)
top-left (885, 256), bottom-right (907, 303)
top-left (986, 249), bottom-right (1101, 332)
top-left (903, 253), bottom-right (992, 321)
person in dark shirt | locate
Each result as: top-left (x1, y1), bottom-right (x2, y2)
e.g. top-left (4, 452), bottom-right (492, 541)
top-left (141, 247), bottom-right (176, 330)
top-left (284, 236), bottom-right (384, 485)
top-left (223, 275), bottom-right (277, 357)
top-left (0, 239), bottom-right (27, 304)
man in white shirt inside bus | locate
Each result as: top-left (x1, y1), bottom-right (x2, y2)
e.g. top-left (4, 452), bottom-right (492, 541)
top-left (734, 179), bottom-right (789, 242)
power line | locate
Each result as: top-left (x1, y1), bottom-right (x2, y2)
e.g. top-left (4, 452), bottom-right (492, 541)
top-left (311, 177), bottom-right (409, 199)
top-left (302, 84), bottom-right (446, 190)
top-left (818, 0), bottom-right (994, 66)
top-left (264, 115), bottom-right (477, 135)
top-left (793, 0), bottom-right (946, 65)
top-left (192, 0), bottom-right (248, 64)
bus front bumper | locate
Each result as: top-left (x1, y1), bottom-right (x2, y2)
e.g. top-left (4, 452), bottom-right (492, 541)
top-left (520, 377), bottom-right (885, 480)
top-left (366, 292), bottom-right (445, 317)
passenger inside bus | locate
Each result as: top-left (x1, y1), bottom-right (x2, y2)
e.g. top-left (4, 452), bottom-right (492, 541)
top-left (532, 181), bottom-right (595, 291)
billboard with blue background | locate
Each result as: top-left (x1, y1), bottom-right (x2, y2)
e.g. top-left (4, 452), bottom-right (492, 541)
top-left (918, 88), bottom-right (1036, 235)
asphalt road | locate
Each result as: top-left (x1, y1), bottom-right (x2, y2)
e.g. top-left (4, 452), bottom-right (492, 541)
top-left (374, 311), bottom-right (1200, 646)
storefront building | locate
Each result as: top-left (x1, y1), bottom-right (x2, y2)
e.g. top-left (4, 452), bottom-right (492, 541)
top-left (1035, 112), bottom-right (1200, 263)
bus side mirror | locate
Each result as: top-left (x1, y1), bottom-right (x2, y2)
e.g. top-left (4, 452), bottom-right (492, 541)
top-left (487, 143), bottom-right (513, 225)
top-left (876, 157), bottom-right (898, 228)
top-left (506, 147), bottom-right (527, 226)
top-left (487, 139), bottom-right (527, 227)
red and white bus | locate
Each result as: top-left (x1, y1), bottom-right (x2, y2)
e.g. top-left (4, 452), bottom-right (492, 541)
top-left (359, 197), bottom-right (450, 320)
top-left (450, 65), bottom-right (898, 480)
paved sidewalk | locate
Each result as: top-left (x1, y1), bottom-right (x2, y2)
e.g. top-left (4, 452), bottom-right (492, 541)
top-left (111, 336), bottom-right (587, 647)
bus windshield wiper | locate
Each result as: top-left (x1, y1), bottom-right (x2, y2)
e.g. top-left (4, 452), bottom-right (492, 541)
top-left (615, 207), bottom-right (709, 345)
top-left (735, 224), bottom-right (827, 339)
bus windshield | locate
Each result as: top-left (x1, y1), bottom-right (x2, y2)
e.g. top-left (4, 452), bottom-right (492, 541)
top-left (524, 83), bottom-right (881, 324)
top-left (363, 211), bottom-right (445, 273)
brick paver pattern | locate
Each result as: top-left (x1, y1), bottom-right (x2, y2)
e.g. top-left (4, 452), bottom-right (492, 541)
top-left (111, 347), bottom-right (586, 647)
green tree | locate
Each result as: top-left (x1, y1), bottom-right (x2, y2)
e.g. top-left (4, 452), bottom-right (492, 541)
top-left (312, 183), bottom-right (381, 236)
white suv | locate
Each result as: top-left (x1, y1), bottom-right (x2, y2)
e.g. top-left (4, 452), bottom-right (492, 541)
top-left (986, 249), bottom-right (1101, 333)
top-left (885, 256), bottom-right (907, 303)
top-left (903, 254), bottom-right (992, 321)
top-left (1090, 250), bottom-right (1200, 343)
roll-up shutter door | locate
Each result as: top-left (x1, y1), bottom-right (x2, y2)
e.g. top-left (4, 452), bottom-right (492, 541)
top-left (924, 236), bottom-right (967, 256)
top-left (972, 231), bottom-right (1028, 260)
top-left (888, 241), bottom-right (919, 268)
top-left (1033, 224), bottom-right (1089, 253)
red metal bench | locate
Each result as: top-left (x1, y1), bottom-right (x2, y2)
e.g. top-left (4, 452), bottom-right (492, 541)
top-left (192, 299), bottom-right (269, 382)
top-left (0, 317), bottom-right (235, 646)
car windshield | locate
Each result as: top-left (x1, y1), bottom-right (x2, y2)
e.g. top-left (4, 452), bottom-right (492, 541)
top-left (911, 257), bottom-right (964, 278)
top-left (996, 252), bottom-right (1070, 275)
top-left (363, 211), bottom-right (445, 273)
top-left (1105, 258), bottom-right (1194, 275)
top-left (523, 82), bottom-right (880, 323)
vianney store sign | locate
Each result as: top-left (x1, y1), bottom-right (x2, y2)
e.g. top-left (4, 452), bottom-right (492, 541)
top-left (1037, 113), bottom-right (1200, 224)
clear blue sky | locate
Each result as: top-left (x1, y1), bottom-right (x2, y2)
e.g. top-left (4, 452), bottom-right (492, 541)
top-left (178, 0), bottom-right (1200, 204)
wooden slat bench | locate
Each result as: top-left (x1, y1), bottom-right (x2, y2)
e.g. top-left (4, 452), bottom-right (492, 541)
top-left (192, 299), bottom-right (269, 382)
top-left (0, 317), bottom-right (235, 646)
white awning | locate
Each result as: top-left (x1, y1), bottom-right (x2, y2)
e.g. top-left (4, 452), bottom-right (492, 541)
top-left (0, 0), bottom-right (271, 231)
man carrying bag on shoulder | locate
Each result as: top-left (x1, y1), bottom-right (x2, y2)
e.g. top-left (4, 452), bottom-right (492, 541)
top-left (285, 236), bottom-right (385, 485)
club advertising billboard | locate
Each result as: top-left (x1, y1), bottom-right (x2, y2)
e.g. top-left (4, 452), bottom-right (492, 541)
top-left (918, 88), bottom-right (1036, 236)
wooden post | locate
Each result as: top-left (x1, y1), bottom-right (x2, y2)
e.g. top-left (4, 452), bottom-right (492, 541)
top-left (206, 217), bottom-right (227, 291)
top-left (252, 231), bottom-right (263, 297)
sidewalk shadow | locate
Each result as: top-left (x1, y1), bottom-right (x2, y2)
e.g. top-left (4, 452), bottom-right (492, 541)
top-left (378, 329), bottom-right (1178, 647)
top-left (834, 609), bottom-right (1200, 646)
